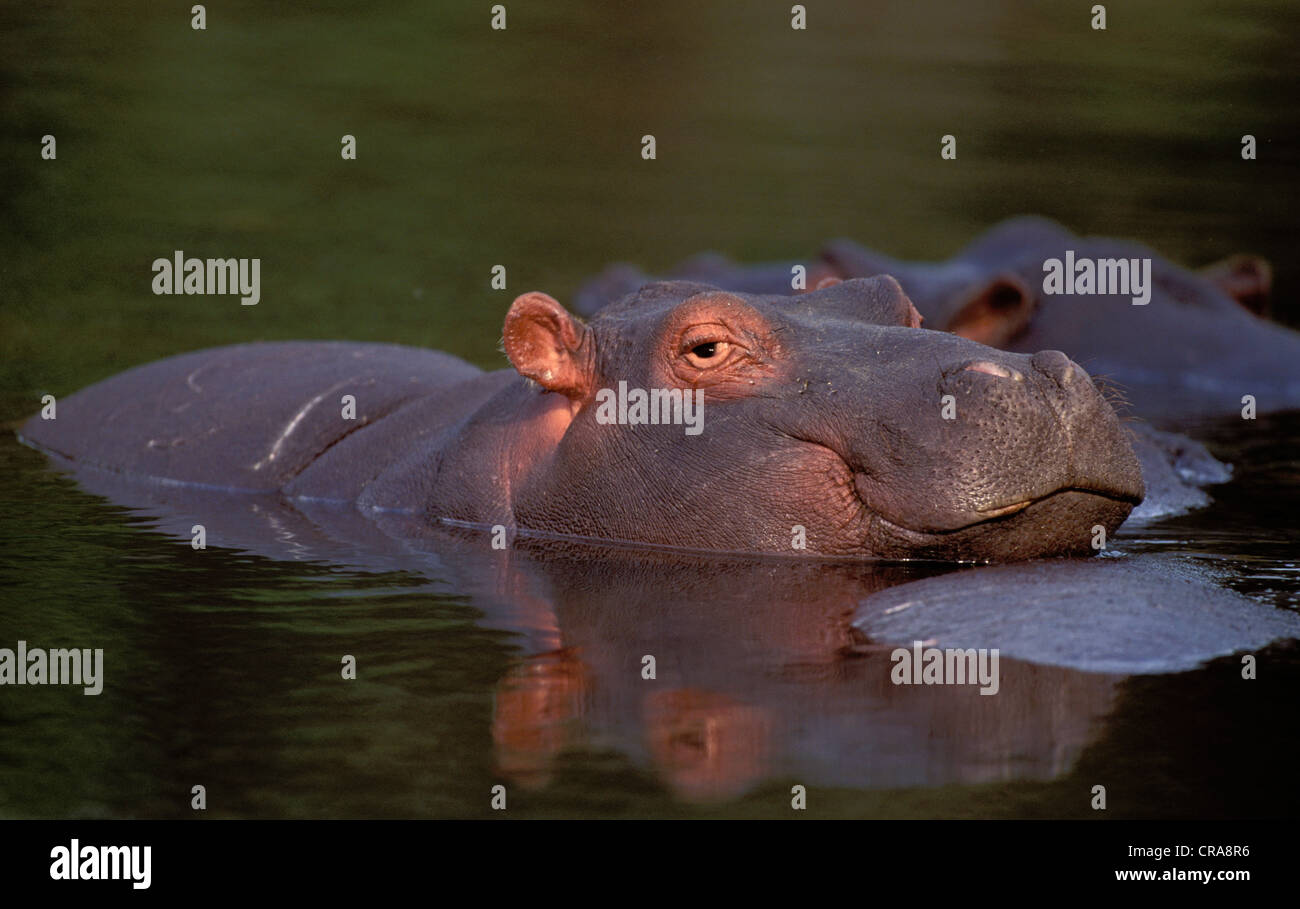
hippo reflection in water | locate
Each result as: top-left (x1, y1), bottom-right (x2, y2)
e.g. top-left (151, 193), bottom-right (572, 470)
top-left (7, 465), bottom-right (1289, 804)
top-left (20, 277), bottom-right (1143, 562)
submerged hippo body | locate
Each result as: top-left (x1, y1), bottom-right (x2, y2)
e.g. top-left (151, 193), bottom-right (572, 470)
top-left (21, 278), bottom-right (1143, 561)
top-left (575, 217), bottom-right (1300, 426)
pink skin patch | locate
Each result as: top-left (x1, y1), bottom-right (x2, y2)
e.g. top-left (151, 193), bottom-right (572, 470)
top-left (512, 393), bottom-right (580, 472)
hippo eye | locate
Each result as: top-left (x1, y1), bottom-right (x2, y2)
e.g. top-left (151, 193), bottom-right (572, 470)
top-left (683, 338), bottom-right (734, 369)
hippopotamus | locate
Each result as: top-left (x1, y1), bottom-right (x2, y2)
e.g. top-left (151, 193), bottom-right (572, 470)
top-left (573, 217), bottom-right (1300, 426)
top-left (18, 277), bottom-right (1144, 562)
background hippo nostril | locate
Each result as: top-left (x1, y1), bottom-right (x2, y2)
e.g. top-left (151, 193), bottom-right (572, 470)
top-left (963, 361), bottom-right (1021, 381)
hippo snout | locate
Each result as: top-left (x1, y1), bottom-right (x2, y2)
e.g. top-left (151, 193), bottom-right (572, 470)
top-left (944, 348), bottom-right (1142, 500)
top-left (1029, 349), bottom-right (1083, 387)
top-left (949, 349), bottom-right (1077, 386)
top-left (840, 340), bottom-right (1143, 559)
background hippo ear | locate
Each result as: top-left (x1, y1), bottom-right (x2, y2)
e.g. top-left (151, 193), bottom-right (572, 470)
top-left (572, 264), bottom-right (651, 318)
top-left (953, 215), bottom-right (1077, 264)
top-left (1198, 254), bottom-right (1273, 318)
top-left (503, 292), bottom-right (595, 398)
top-left (670, 251), bottom-right (737, 280)
top-left (819, 238), bottom-right (902, 279)
top-left (939, 272), bottom-right (1036, 347)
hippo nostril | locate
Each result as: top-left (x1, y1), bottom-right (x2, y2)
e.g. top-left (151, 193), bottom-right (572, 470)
top-left (963, 361), bottom-right (1023, 381)
top-left (1031, 350), bottom-right (1081, 387)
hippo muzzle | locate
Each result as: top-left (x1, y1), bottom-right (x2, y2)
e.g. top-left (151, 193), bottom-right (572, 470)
top-left (842, 345), bottom-right (1144, 560)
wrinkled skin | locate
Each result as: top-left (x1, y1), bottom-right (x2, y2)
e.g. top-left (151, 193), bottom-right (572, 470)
top-left (20, 277), bottom-right (1143, 561)
top-left (574, 217), bottom-right (1300, 427)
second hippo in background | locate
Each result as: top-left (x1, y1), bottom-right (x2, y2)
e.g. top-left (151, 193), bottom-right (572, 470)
top-left (574, 217), bottom-right (1300, 427)
top-left (821, 217), bottom-right (1300, 427)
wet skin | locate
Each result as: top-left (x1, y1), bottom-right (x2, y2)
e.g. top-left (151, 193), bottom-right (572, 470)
top-left (20, 277), bottom-right (1142, 561)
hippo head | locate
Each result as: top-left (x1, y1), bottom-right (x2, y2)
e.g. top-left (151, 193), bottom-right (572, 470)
top-left (499, 277), bottom-right (1143, 561)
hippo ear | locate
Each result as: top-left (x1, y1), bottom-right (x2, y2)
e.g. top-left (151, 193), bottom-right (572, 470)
top-left (804, 275), bottom-right (923, 328)
top-left (503, 292), bottom-right (594, 398)
top-left (939, 273), bottom-right (1036, 347)
top-left (1198, 254), bottom-right (1272, 318)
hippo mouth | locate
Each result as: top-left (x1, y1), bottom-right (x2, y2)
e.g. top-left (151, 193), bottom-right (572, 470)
top-left (866, 486), bottom-right (1143, 561)
top-left (977, 482), bottom-right (1143, 523)
top-left (874, 485), bottom-right (1143, 536)
top-left (847, 451), bottom-right (1144, 537)
top-left (791, 433), bottom-right (1144, 559)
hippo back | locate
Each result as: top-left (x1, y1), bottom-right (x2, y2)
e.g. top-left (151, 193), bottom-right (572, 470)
top-left (19, 341), bottom-right (482, 492)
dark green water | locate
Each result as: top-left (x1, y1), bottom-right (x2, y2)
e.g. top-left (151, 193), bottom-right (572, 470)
top-left (2, 0), bottom-right (1298, 818)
